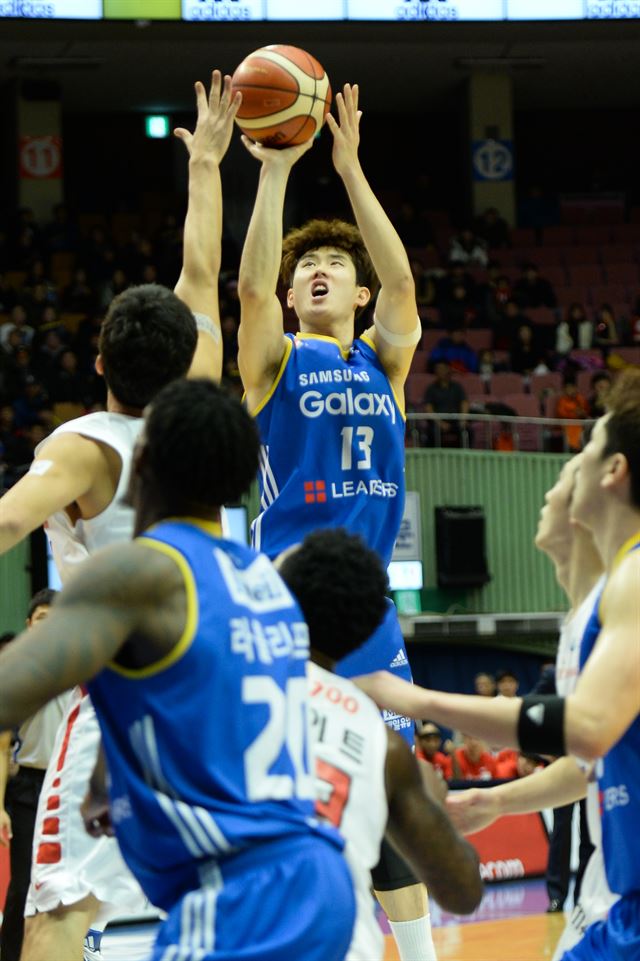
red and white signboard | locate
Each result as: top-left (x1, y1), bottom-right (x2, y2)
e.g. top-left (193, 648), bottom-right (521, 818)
top-left (468, 812), bottom-right (550, 881)
top-left (19, 135), bottom-right (63, 180)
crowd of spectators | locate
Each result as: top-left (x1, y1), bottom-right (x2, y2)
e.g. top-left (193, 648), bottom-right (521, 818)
top-left (414, 666), bottom-right (558, 779)
top-left (0, 204), bottom-right (243, 489)
top-left (2, 197), bottom-right (639, 482)
top-left (414, 667), bottom-right (546, 783)
top-left (393, 199), bottom-right (640, 450)
top-left (393, 198), bottom-right (640, 366)
top-left (413, 258), bottom-right (640, 369)
top-left (414, 720), bottom-right (544, 783)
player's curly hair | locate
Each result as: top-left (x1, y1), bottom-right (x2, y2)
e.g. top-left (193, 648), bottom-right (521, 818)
top-left (281, 218), bottom-right (379, 308)
top-left (278, 528), bottom-right (388, 662)
top-left (602, 367), bottom-right (640, 509)
top-left (99, 284), bottom-right (197, 409)
top-left (144, 379), bottom-right (259, 509)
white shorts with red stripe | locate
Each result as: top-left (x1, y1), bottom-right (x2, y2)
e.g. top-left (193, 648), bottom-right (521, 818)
top-left (25, 688), bottom-right (148, 918)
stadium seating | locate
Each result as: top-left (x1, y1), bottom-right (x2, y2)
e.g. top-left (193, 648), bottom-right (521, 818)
top-left (410, 351), bottom-right (430, 374)
top-left (489, 372), bottom-right (528, 397)
top-left (405, 373), bottom-right (433, 408)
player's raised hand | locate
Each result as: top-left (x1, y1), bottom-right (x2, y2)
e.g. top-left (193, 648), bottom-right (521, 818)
top-left (240, 133), bottom-right (314, 169)
top-left (326, 83), bottom-right (362, 177)
top-left (174, 70), bottom-right (241, 164)
top-left (445, 786), bottom-right (500, 836)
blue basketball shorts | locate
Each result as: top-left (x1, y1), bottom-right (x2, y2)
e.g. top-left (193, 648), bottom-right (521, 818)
top-left (336, 596), bottom-right (415, 747)
top-left (150, 833), bottom-right (355, 961)
top-left (560, 893), bottom-right (640, 961)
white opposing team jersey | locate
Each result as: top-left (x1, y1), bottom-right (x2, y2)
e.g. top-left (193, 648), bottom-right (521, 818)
top-left (555, 576), bottom-right (605, 699)
top-left (15, 693), bottom-right (73, 770)
top-left (555, 576), bottom-right (607, 849)
top-left (28, 411), bottom-right (160, 932)
top-left (551, 574), bottom-right (617, 961)
top-left (308, 663), bottom-right (389, 961)
top-left (36, 412), bottom-right (142, 583)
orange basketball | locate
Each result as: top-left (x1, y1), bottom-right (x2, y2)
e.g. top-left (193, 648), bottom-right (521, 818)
top-left (231, 45), bottom-right (332, 148)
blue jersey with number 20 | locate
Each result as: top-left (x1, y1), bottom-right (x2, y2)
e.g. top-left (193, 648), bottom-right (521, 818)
top-left (87, 519), bottom-right (342, 913)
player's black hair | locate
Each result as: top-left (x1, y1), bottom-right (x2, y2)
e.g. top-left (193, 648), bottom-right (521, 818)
top-left (27, 588), bottom-right (58, 620)
top-left (0, 632), bottom-right (16, 652)
top-left (602, 367), bottom-right (640, 509)
top-left (281, 218), bottom-right (379, 318)
top-left (278, 528), bottom-right (388, 662)
top-left (99, 284), bottom-right (197, 409)
top-left (144, 378), bottom-right (259, 509)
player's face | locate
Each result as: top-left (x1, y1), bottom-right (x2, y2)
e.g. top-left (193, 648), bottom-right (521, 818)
top-left (288, 247), bottom-right (368, 327)
top-left (534, 455), bottom-right (580, 555)
top-left (571, 415), bottom-right (609, 529)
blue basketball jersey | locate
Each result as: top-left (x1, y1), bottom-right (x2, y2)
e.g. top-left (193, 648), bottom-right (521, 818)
top-left (336, 596), bottom-right (415, 744)
top-left (578, 535), bottom-right (640, 898)
top-left (252, 333), bottom-right (406, 565)
top-left (87, 519), bottom-right (342, 912)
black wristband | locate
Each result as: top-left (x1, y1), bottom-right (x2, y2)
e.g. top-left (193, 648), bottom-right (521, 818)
top-left (517, 695), bottom-right (567, 757)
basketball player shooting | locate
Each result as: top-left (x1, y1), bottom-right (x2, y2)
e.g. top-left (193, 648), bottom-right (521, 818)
top-left (237, 82), bottom-right (437, 960)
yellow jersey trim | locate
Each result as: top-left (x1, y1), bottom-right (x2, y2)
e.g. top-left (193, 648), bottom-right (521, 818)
top-left (296, 332), bottom-right (352, 361)
top-left (149, 516), bottom-right (223, 539)
top-left (360, 333), bottom-right (407, 422)
top-left (251, 337), bottom-right (293, 417)
top-left (598, 529), bottom-right (640, 623)
top-left (611, 529), bottom-right (640, 574)
top-left (107, 538), bottom-right (199, 679)
top-left (360, 332), bottom-right (377, 352)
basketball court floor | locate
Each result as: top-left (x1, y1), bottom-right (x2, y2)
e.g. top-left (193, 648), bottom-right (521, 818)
top-left (102, 877), bottom-right (567, 961)
top-left (381, 878), bottom-right (566, 960)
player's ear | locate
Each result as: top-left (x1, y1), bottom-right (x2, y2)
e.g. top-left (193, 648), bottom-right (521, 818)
top-left (286, 288), bottom-right (295, 309)
top-left (356, 286), bottom-right (371, 309)
top-left (602, 452), bottom-right (628, 492)
top-left (95, 354), bottom-right (104, 376)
